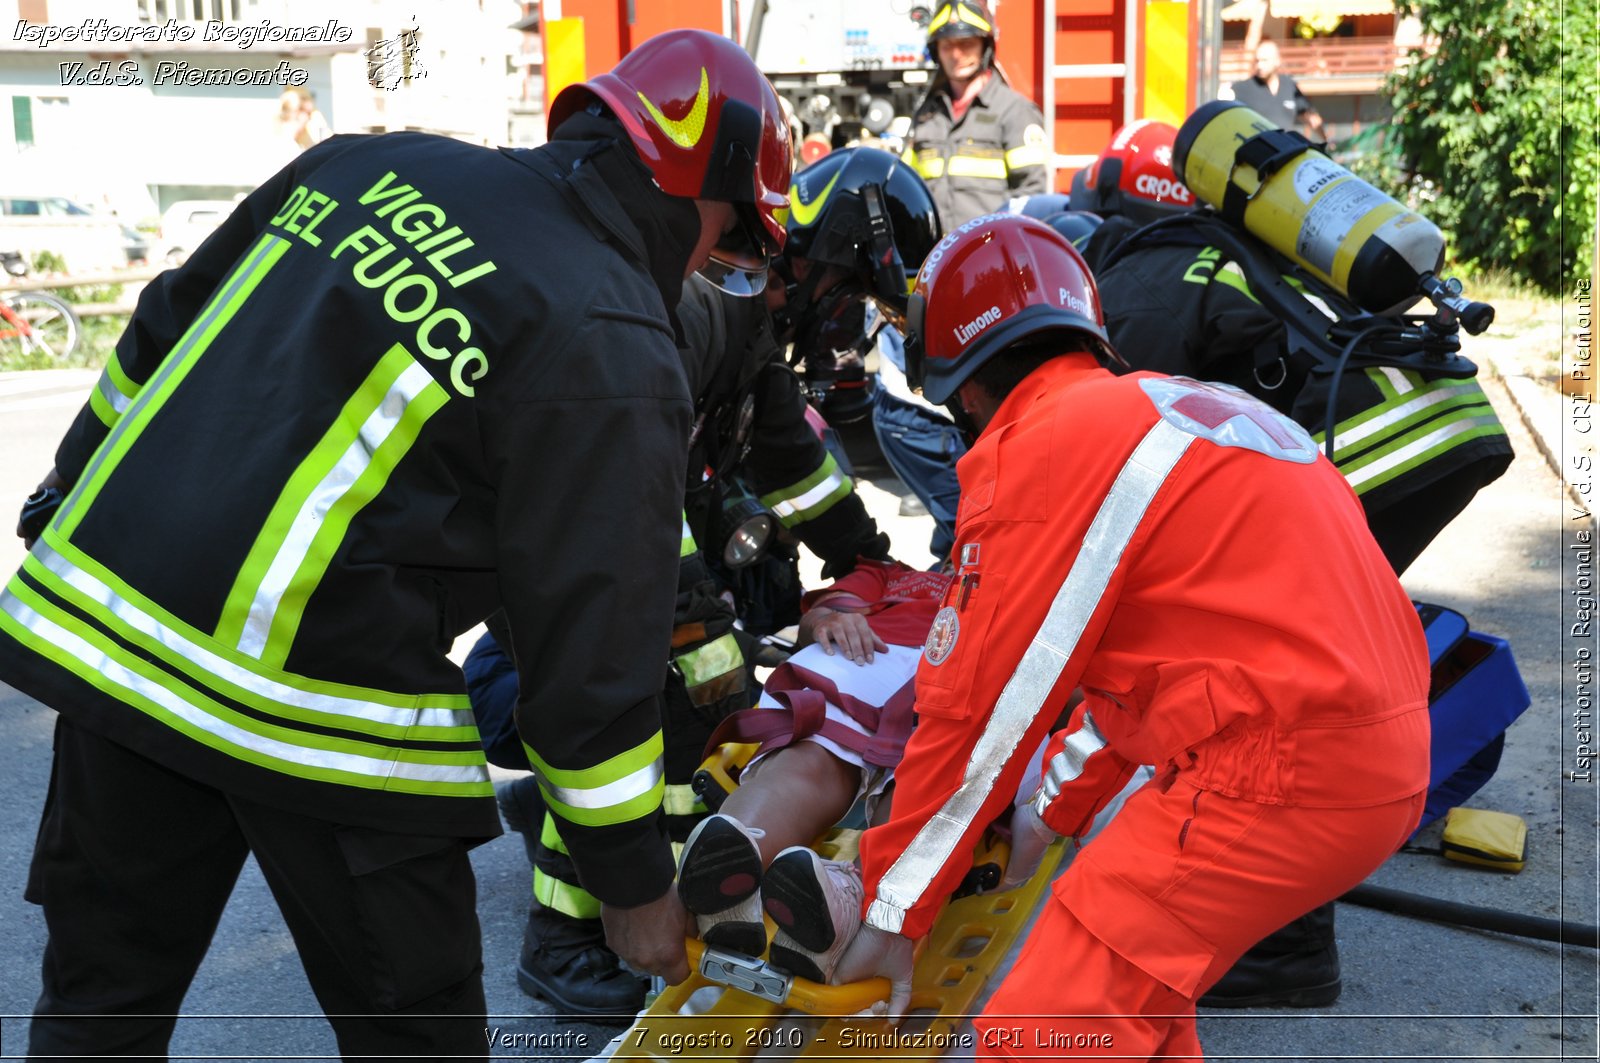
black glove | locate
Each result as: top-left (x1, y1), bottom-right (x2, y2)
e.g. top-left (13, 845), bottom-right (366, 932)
top-left (18, 486), bottom-right (65, 546)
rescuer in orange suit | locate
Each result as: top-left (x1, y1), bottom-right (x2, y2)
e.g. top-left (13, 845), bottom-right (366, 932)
top-left (830, 213), bottom-right (1432, 1059)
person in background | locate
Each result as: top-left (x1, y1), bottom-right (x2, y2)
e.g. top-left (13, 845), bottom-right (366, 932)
top-left (1227, 41), bottom-right (1325, 141)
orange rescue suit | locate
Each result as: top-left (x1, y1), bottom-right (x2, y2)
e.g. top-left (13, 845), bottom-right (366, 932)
top-left (856, 354), bottom-right (1430, 1058)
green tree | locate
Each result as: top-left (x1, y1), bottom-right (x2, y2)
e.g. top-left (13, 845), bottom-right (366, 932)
top-left (1385, 0), bottom-right (1597, 294)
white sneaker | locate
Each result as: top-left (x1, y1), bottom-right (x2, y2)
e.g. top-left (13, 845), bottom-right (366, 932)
top-left (762, 846), bottom-right (864, 982)
top-left (676, 813), bottom-right (768, 957)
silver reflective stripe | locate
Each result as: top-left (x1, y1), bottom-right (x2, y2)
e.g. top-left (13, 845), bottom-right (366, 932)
top-left (96, 373), bottom-right (135, 417)
top-left (237, 361), bottom-right (437, 658)
top-left (34, 542), bottom-right (474, 732)
top-left (1033, 710), bottom-right (1108, 815)
top-left (1377, 366), bottom-right (1415, 395)
top-left (1342, 413), bottom-right (1504, 490)
top-left (1328, 380), bottom-right (1484, 454)
top-left (768, 468), bottom-right (848, 521)
top-left (867, 419), bottom-right (1194, 933)
top-left (1, 592), bottom-right (484, 786)
top-left (57, 234), bottom-right (289, 531)
top-left (543, 759), bottom-right (665, 811)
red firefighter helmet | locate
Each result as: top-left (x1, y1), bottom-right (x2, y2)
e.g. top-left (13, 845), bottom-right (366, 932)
top-left (905, 213), bottom-right (1119, 405)
top-left (1068, 119), bottom-right (1195, 224)
top-left (549, 30), bottom-right (792, 284)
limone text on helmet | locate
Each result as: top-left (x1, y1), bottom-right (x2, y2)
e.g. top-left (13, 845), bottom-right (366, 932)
top-left (954, 305), bottom-right (1002, 344)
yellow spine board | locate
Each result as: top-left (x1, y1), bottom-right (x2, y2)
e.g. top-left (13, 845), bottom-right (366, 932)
top-left (611, 838), bottom-right (1070, 1061)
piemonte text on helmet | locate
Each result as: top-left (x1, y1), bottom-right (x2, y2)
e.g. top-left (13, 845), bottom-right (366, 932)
top-left (1058, 287), bottom-right (1091, 317)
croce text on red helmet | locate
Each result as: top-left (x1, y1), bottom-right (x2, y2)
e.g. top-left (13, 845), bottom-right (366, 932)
top-left (905, 213), bottom-right (1119, 405)
top-left (548, 29), bottom-right (792, 291)
top-left (1069, 119), bottom-right (1195, 225)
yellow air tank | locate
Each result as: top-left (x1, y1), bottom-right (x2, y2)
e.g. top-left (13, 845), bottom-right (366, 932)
top-left (1174, 100), bottom-right (1444, 315)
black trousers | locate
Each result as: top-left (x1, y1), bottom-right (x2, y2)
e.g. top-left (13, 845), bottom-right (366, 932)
top-left (25, 718), bottom-right (488, 1061)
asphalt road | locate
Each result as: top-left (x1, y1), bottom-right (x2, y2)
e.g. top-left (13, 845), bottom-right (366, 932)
top-left (0, 368), bottom-right (1593, 1062)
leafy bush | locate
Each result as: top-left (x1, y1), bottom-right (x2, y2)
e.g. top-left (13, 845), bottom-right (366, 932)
top-left (1384, 0), bottom-right (1597, 294)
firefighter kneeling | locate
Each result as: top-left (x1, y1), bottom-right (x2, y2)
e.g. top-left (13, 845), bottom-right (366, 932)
top-left (831, 214), bottom-right (1431, 1060)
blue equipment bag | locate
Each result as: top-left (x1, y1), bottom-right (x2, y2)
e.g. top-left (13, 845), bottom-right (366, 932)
top-left (1414, 601), bottom-right (1532, 833)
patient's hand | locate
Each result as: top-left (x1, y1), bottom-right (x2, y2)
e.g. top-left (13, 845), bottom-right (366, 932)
top-left (801, 607), bottom-right (889, 664)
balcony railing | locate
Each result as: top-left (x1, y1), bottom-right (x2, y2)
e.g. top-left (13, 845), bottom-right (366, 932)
top-left (1221, 37), bottom-right (1420, 89)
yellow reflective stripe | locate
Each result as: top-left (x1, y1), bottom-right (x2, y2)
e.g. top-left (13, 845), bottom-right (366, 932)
top-left (56, 234), bottom-right (291, 537)
top-left (1320, 378), bottom-right (1494, 457)
top-left (913, 156), bottom-right (946, 179)
top-left (928, 4), bottom-right (954, 31)
top-left (27, 540), bottom-right (477, 736)
top-left (524, 732), bottom-right (666, 828)
top-left (760, 452), bottom-right (852, 527)
top-left (0, 577), bottom-right (490, 796)
top-left (680, 514), bottom-right (697, 558)
top-left (1005, 144), bottom-right (1047, 170)
top-left (1337, 413), bottom-right (1507, 495)
top-left (676, 631), bottom-right (744, 691)
top-left (956, 2), bottom-right (992, 31)
top-left (946, 155), bottom-right (1008, 180)
top-left (1212, 263), bottom-right (1259, 304)
top-left (539, 810), bottom-right (567, 851)
top-left (88, 384), bottom-right (119, 429)
top-left (790, 170), bottom-right (842, 228)
top-left (534, 866), bottom-right (602, 919)
top-left (218, 346), bottom-right (448, 666)
top-left (91, 353), bottom-right (141, 427)
top-left (637, 67), bottom-right (710, 149)
top-left (663, 783), bottom-right (706, 817)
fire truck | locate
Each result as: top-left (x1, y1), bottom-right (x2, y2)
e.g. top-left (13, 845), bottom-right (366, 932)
top-left (536, 0), bottom-right (1223, 189)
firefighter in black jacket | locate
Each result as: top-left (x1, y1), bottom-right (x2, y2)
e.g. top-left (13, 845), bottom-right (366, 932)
top-left (902, 0), bottom-right (1048, 226)
top-left (3, 30), bottom-right (791, 1058)
top-left (474, 148), bottom-right (940, 1016)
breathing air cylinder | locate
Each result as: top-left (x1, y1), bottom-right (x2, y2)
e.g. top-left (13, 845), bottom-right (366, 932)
top-left (1174, 100), bottom-right (1444, 315)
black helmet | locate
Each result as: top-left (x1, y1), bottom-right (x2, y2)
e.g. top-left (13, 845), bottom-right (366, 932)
top-left (924, 0), bottom-right (997, 70)
top-left (778, 146), bottom-right (942, 342)
top-left (1043, 210), bottom-right (1104, 253)
top-left (1016, 193), bottom-right (1073, 220)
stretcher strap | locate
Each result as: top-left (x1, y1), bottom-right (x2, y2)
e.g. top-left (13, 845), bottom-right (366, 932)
top-left (701, 662), bottom-right (916, 770)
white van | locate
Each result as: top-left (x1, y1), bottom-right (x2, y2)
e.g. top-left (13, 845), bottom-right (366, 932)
top-left (0, 194), bottom-right (146, 273)
top-left (158, 200), bottom-right (240, 264)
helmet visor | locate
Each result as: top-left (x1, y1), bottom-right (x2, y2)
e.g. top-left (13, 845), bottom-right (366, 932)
top-left (698, 202), bottom-right (778, 296)
top-left (698, 250), bottom-right (769, 296)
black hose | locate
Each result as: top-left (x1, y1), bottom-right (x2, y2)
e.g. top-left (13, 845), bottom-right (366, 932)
top-left (1341, 883), bottom-right (1600, 949)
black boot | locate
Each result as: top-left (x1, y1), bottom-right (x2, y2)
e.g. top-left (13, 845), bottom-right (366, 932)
top-left (514, 902), bottom-right (648, 1019)
top-left (495, 775), bottom-right (545, 865)
top-left (1199, 902), bottom-right (1341, 1008)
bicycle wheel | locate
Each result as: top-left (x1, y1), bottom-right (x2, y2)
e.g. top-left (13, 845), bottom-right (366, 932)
top-left (2, 291), bottom-right (81, 360)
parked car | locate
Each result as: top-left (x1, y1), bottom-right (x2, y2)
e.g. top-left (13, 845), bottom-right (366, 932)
top-left (159, 199), bottom-right (241, 265)
top-left (0, 193), bottom-right (146, 273)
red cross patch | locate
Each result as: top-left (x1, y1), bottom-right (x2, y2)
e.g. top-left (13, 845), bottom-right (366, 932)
top-left (1140, 377), bottom-right (1318, 463)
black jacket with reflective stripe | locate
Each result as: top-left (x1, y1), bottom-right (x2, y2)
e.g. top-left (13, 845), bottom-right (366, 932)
top-left (0, 131), bottom-right (694, 906)
top-left (675, 276), bottom-right (889, 576)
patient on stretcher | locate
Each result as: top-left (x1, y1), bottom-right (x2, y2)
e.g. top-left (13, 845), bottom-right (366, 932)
top-left (675, 559), bottom-right (948, 983)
